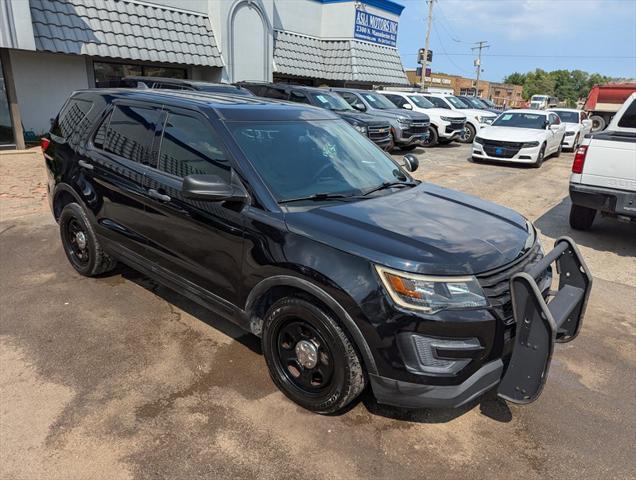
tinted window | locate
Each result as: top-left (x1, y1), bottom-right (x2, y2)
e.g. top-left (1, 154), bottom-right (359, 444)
top-left (102, 105), bottom-right (160, 164)
top-left (158, 113), bottom-right (230, 180)
top-left (550, 114), bottom-right (561, 125)
top-left (551, 110), bottom-right (579, 123)
top-left (51, 98), bottom-right (93, 139)
top-left (290, 91), bottom-right (311, 104)
top-left (263, 87), bottom-right (289, 100)
top-left (423, 96), bottom-right (449, 109)
top-left (617, 100), bottom-right (636, 128)
top-left (307, 92), bottom-right (352, 111)
top-left (338, 92), bottom-right (360, 107)
top-left (359, 92), bottom-right (396, 110)
top-left (383, 94), bottom-right (407, 108)
top-left (408, 95), bottom-right (434, 108)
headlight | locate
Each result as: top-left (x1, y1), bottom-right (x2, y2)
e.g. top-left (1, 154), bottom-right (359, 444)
top-left (397, 117), bottom-right (410, 125)
top-left (440, 116), bottom-right (458, 122)
top-left (521, 141), bottom-right (540, 148)
top-left (564, 131), bottom-right (575, 136)
top-left (477, 116), bottom-right (494, 124)
top-left (474, 136), bottom-right (484, 144)
top-left (352, 124), bottom-right (367, 135)
top-left (375, 266), bottom-right (488, 313)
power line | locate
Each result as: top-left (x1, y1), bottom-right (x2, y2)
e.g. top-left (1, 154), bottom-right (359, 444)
top-left (472, 41), bottom-right (490, 97)
top-left (402, 52), bottom-right (635, 59)
top-left (432, 23), bottom-right (473, 75)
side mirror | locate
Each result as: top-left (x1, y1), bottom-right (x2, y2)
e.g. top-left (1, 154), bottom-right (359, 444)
top-left (401, 153), bottom-right (419, 172)
top-left (403, 103), bottom-right (413, 110)
top-left (352, 102), bottom-right (366, 112)
top-left (181, 173), bottom-right (248, 202)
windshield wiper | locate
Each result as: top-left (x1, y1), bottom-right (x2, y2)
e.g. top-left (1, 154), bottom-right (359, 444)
top-left (279, 192), bottom-right (358, 204)
top-left (361, 180), bottom-right (417, 197)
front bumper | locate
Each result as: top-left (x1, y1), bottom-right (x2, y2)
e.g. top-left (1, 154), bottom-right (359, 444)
top-left (370, 237), bottom-right (592, 409)
top-left (570, 183), bottom-right (636, 218)
top-left (472, 143), bottom-right (541, 164)
top-left (395, 123), bottom-right (430, 145)
top-left (561, 133), bottom-right (577, 148)
top-left (439, 121), bottom-right (465, 139)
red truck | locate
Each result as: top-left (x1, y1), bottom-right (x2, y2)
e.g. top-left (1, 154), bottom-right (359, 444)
top-left (584, 83), bottom-right (636, 132)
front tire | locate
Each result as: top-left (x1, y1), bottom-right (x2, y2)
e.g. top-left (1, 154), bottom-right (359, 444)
top-left (459, 123), bottom-right (476, 143)
top-left (422, 126), bottom-right (438, 147)
top-left (262, 297), bottom-right (365, 414)
top-left (532, 143), bottom-right (546, 168)
top-left (59, 203), bottom-right (117, 276)
top-left (569, 204), bottom-right (596, 230)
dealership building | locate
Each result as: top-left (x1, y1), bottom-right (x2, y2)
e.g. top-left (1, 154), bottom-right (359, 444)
top-left (0, 0), bottom-right (408, 148)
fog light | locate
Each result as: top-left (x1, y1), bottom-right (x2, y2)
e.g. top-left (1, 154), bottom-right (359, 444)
top-left (397, 333), bottom-right (482, 375)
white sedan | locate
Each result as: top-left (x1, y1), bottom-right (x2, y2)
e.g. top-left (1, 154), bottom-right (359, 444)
top-left (547, 108), bottom-right (593, 150)
top-left (472, 110), bottom-right (567, 167)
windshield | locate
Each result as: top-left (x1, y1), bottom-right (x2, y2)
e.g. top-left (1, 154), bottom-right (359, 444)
top-left (460, 97), bottom-right (486, 109)
top-left (227, 120), bottom-right (408, 202)
top-left (446, 96), bottom-right (470, 109)
top-left (492, 112), bottom-right (547, 129)
top-left (481, 99), bottom-right (497, 108)
top-left (531, 95), bottom-right (548, 101)
top-left (360, 92), bottom-right (398, 110)
top-left (308, 92), bottom-right (353, 111)
top-left (550, 110), bottom-right (579, 123)
top-left (408, 95), bottom-right (434, 108)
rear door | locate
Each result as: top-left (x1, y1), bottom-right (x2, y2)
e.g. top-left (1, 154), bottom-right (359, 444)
top-left (582, 99), bottom-right (636, 192)
top-left (142, 107), bottom-right (246, 306)
top-left (86, 101), bottom-right (162, 258)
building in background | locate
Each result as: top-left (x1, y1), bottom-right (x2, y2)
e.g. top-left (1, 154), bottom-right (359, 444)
top-left (405, 69), bottom-right (524, 108)
top-left (0, 0), bottom-right (408, 147)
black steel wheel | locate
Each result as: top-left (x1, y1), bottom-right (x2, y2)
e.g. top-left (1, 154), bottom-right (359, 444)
top-left (262, 297), bottom-right (365, 414)
top-left (59, 203), bottom-right (117, 276)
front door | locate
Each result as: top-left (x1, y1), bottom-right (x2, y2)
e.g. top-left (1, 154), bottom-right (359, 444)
top-left (142, 107), bottom-right (245, 307)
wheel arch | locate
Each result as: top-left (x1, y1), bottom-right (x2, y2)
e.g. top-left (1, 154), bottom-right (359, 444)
top-left (52, 183), bottom-right (86, 221)
top-left (245, 275), bottom-right (378, 375)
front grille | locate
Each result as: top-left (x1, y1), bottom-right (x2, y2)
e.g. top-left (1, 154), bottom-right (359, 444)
top-left (483, 140), bottom-right (522, 158)
top-left (449, 120), bottom-right (465, 129)
top-left (368, 124), bottom-right (392, 142)
top-left (482, 139), bottom-right (524, 148)
top-left (405, 122), bottom-right (429, 135)
top-left (477, 243), bottom-right (544, 324)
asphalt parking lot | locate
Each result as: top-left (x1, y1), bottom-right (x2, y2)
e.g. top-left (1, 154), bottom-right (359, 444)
top-left (1, 144), bottom-right (634, 480)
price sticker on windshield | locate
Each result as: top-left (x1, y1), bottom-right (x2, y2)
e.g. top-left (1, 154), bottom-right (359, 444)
top-left (502, 114), bottom-right (513, 121)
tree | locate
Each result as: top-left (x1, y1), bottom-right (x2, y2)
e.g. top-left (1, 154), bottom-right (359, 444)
top-left (503, 72), bottom-right (526, 85)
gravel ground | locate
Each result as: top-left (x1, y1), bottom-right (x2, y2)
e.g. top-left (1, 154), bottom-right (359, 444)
top-left (1, 145), bottom-right (634, 480)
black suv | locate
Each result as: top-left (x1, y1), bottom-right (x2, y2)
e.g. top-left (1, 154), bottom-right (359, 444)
top-left (238, 83), bottom-right (392, 150)
top-left (44, 89), bottom-right (591, 414)
top-left (122, 76), bottom-right (255, 96)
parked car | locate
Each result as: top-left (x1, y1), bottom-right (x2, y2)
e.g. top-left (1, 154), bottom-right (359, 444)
top-left (480, 98), bottom-right (503, 111)
top-left (237, 83), bottom-right (392, 150)
top-left (43, 88), bottom-right (591, 414)
top-left (456, 95), bottom-right (501, 115)
top-left (547, 108), bottom-right (592, 150)
top-left (122, 76), bottom-right (255, 96)
top-left (472, 110), bottom-right (566, 167)
top-left (569, 93), bottom-right (636, 230)
top-left (330, 87), bottom-right (431, 151)
top-left (421, 93), bottom-right (497, 143)
top-left (380, 90), bottom-right (466, 146)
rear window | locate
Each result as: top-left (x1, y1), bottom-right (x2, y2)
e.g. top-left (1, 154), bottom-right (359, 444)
top-left (51, 98), bottom-right (93, 140)
top-left (617, 100), bottom-right (636, 129)
top-left (95, 104), bottom-right (161, 165)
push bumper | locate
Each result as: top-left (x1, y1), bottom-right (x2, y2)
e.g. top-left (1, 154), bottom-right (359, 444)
top-left (370, 237), bottom-right (592, 409)
top-left (570, 184), bottom-right (636, 218)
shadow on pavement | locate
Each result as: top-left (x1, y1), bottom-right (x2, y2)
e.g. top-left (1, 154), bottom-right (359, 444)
top-left (535, 197), bottom-right (636, 257)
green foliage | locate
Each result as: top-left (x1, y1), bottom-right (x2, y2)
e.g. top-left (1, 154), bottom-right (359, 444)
top-left (502, 69), bottom-right (611, 104)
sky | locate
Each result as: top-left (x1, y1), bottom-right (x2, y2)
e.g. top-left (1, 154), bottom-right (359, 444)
top-left (396, 0), bottom-right (636, 82)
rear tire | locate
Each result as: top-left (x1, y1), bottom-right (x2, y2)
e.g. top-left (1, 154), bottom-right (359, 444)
top-left (459, 123), bottom-right (476, 143)
top-left (532, 143), bottom-right (546, 168)
top-left (590, 114), bottom-right (606, 132)
top-left (569, 204), bottom-right (596, 230)
top-left (262, 297), bottom-right (365, 414)
top-left (422, 126), bottom-right (438, 147)
top-left (59, 203), bottom-right (117, 276)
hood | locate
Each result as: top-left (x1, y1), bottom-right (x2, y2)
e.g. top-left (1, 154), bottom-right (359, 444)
top-left (426, 108), bottom-right (466, 120)
top-left (371, 108), bottom-right (430, 122)
top-left (337, 111), bottom-right (388, 127)
top-left (462, 108), bottom-right (497, 120)
top-left (478, 126), bottom-right (547, 142)
top-left (284, 183), bottom-right (530, 276)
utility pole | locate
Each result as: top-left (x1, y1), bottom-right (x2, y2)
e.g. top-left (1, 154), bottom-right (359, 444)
top-left (420, 0), bottom-right (435, 91)
top-left (472, 40), bottom-right (489, 97)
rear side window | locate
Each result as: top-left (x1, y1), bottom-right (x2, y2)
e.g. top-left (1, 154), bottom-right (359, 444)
top-left (423, 96), bottom-right (449, 109)
top-left (290, 91), bottom-right (311, 104)
top-left (51, 98), bottom-right (93, 140)
top-left (617, 100), bottom-right (636, 128)
top-left (97, 104), bottom-right (160, 165)
top-left (158, 113), bottom-right (230, 180)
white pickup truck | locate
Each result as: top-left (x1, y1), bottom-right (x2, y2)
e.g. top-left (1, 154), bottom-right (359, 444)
top-left (569, 92), bottom-right (636, 229)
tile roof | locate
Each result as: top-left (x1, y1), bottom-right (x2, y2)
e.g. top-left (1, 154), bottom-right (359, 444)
top-left (273, 30), bottom-right (408, 85)
top-left (29, 0), bottom-right (223, 67)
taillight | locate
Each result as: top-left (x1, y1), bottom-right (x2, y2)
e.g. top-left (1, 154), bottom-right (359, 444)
top-left (572, 145), bottom-right (588, 174)
top-left (40, 137), bottom-right (51, 152)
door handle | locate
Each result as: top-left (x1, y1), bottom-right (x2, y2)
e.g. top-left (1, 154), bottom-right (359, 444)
top-left (78, 160), bottom-right (94, 170)
top-left (148, 188), bottom-right (171, 202)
